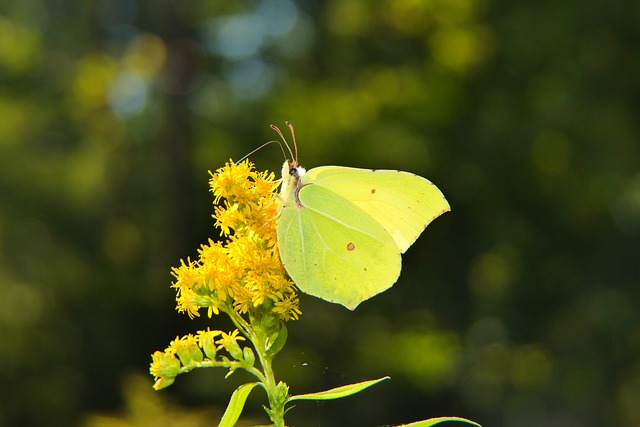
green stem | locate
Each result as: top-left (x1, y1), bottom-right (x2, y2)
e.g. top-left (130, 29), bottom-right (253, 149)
top-left (226, 309), bottom-right (287, 427)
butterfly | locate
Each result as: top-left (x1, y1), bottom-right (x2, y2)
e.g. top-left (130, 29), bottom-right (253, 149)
top-left (273, 123), bottom-right (450, 310)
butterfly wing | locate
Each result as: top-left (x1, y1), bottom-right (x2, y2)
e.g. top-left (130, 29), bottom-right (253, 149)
top-left (277, 183), bottom-right (401, 310)
top-left (301, 166), bottom-right (450, 252)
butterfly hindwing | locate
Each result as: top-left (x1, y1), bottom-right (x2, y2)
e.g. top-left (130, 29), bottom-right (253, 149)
top-left (277, 183), bottom-right (401, 309)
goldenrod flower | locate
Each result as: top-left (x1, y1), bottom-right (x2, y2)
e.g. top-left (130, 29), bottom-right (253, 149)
top-left (151, 160), bottom-right (300, 394)
top-left (171, 160), bottom-right (300, 321)
top-left (197, 328), bottom-right (221, 359)
top-left (216, 329), bottom-right (246, 360)
top-left (172, 334), bottom-right (204, 367)
top-left (149, 348), bottom-right (180, 390)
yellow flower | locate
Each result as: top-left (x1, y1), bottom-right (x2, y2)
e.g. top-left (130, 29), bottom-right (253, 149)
top-left (172, 334), bottom-right (204, 366)
top-left (152, 160), bottom-right (301, 392)
top-left (216, 329), bottom-right (246, 360)
top-left (170, 160), bottom-right (300, 321)
top-left (197, 328), bottom-right (222, 359)
top-left (149, 348), bottom-right (181, 390)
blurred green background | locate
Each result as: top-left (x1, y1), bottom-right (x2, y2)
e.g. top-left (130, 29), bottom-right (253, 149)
top-left (1, 0), bottom-right (639, 426)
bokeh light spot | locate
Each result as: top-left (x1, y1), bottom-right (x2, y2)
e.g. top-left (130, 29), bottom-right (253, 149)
top-left (107, 69), bottom-right (148, 116)
top-left (468, 246), bottom-right (521, 297)
top-left (429, 26), bottom-right (493, 73)
top-left (123, 33), bottom-right (167, 77)
top-left (0, 17), bottom-right (40, 74)
top-left (530, 130), bottom-right (573, 177)
top-left (510, 345), bottom-right (552, 391)
top-left (73, 54), bottom-right (117, 111)
top-left (102, 219), bottom-right (144, 265)
top-left (208, 14), bottom-right (265, 59)
top-left (326, 0), bottom-right (372, 36)
top-left (223, 58), bottom-right (274, 99)
top-left (612, 173), bottom-right (640, 234)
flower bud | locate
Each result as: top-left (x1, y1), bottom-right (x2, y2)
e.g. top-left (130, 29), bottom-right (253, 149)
top-left (199, 331), bottom-right (219, 359)
top-left (152, 376), bottom-right (175, 390)
top-left (242, 347), bottom-right (255, 368)
top-left (226, 339), bottom-right (243, 360)
top-left (174, 335), bottom-right (203, 367)
top-left (149, 350), bottom-right (181, 388)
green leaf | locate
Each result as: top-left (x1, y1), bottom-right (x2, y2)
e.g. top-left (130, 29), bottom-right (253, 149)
top-left (217, 382), bottom-right (260, 427)
top-left (266, 322), bottom-right (288, 358)
top-left (394, 416), bottom-right (482, 427)
top-left (287, 376), bottom-right (389, 402)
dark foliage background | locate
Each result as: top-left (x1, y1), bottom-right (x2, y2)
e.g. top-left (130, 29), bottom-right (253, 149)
top-left (1, 1), bottom-right (639, 426)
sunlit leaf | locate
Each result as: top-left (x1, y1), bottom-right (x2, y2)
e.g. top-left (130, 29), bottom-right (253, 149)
top-left (287, 376), bottom-right (389, 402)
top-left (394, 416), bottom-right (482, 427)
top-left (218, 382), bottom-right (260, 427)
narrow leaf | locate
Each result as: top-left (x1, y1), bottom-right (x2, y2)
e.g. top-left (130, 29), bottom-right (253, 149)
top-left (266, 322), bottom-right (288, 358)
top-left (218, 382), bottom-right (260, 427)
top-left (288, 376), bottom-right (389, 402)
top-left (394, 416), bottom-right (482, 427)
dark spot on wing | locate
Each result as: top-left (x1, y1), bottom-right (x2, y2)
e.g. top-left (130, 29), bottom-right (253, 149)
top-left (371, 188), bottom-right (376, 194)
top-left (347, 242), bottom-right (355, 251)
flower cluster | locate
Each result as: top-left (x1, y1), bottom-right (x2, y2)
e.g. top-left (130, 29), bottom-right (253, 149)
top-left (171, 160), bottom-right (300, 321)
top-left (150, 160), bottom-right (299, 390)
top-left (150, 329), bottom-right (252, 390)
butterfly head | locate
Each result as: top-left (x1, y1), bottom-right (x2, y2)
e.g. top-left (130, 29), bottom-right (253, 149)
top-left (279, 159), bottom-right (306, 209)
top-left (287, 160), bottom-right (306, 179)
top-left (281, 159), bottom-right (305, 187)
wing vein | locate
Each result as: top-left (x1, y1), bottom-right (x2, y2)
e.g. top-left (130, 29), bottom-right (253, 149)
top-left (303, 203), bottom-right (387, 244)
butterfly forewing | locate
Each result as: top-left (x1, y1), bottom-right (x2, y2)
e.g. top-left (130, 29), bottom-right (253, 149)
top-left (301, 166), bottom-right (450, 253)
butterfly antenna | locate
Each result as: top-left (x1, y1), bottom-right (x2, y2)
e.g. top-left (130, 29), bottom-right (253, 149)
top-left (285, 121), bottom-right (299, 164)
top-left (236, 140), bottom-right (284, 163)
top-left (270, 123), bottom-right (296, 164)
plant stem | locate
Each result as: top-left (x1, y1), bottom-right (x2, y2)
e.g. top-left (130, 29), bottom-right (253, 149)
top-left (228, 309), bottom-right (287, 427)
